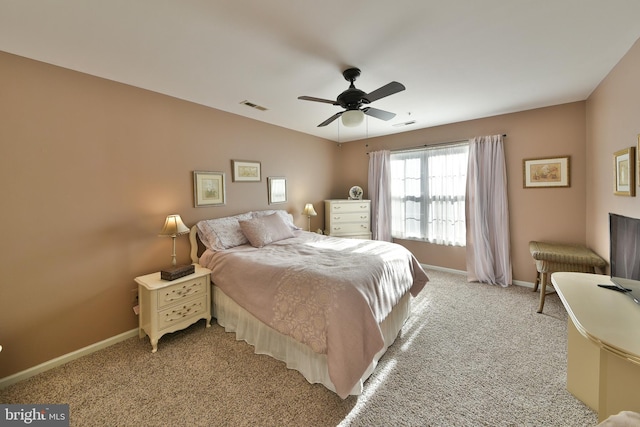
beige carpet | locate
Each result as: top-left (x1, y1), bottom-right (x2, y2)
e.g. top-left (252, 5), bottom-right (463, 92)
top-left (0, 269), bottom-right (597, 426)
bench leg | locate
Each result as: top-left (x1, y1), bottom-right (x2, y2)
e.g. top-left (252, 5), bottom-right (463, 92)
top-left (537, 273), bottom-right (548, 313)
top-left (533, 272), bottom-right (540, 292)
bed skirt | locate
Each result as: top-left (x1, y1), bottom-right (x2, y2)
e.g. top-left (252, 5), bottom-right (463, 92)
top-left (212, 285), bottom-right (411, 396)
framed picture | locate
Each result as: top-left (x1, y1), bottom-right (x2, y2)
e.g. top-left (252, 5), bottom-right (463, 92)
top-left (267, 177), bottom-right (287, 204)
top-left (193, 171), bottom-right (226, 207)
top-left (523, 156), bottom-right (570, 188)
top-left (232, 160), bottom-right (261, 182)
top-left (614, 147), bottom-right (635, 196)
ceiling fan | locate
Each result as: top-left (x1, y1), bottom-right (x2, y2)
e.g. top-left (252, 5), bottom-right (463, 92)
top-left (298, 68), bottom-right (406, 127)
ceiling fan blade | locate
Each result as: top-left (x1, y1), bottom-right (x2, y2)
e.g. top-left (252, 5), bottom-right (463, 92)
top-left (363, 107), bottom-right (396, 121)
top-left (364, 81), bottom-right (406, 103)
top-left (318, 111), bottom-right (343, 127)
top-left (298, 96), bottom-right (339, 105)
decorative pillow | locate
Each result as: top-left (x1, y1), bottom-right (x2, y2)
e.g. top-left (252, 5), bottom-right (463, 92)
top-left (239, 213), bottom-right (295, 248)
top-left (196, 212), bottom-right (253, 251)
top-left (251, 210), bottom-right (300, 230)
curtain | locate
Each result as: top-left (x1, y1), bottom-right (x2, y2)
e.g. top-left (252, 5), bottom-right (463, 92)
top-left (466, 135), bottom-right (512, 286)
top-left (368, 150), bottom-right (392, 241)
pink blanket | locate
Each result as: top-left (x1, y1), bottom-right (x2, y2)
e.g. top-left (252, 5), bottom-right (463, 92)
top-left (200, 231), bottom-right (428, 397)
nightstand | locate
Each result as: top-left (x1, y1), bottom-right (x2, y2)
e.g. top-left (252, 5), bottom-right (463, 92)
top-left (135, 265), bottom-right (212, 353)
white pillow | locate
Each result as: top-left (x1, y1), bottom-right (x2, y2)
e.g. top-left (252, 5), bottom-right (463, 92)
top-left (239, 213), bottom-right (294, 248)
top-left (196, 212), bottom-right (252, 251)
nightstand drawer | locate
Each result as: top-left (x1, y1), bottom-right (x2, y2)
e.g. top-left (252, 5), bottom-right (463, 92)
top-left (157, 276), bottom-right (207, 309)
top-left (329, 212), bottom-right (370, 223)
top-left (158, 296), bottom-right (207, 331)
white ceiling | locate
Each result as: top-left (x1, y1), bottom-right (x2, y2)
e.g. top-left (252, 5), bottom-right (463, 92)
top-left (2, 1), bottom-right (640, 142)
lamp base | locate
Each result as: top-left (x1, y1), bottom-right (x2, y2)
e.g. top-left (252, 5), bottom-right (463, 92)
top-left (160, 264), bottom-right (195, 281)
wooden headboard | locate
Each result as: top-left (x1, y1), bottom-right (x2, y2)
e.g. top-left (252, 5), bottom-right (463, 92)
top-left (189, 226), bottom-right (206, 264)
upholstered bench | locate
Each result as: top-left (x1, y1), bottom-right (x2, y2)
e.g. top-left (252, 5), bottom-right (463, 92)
top-left (529, 241), bottom-right (606, 313)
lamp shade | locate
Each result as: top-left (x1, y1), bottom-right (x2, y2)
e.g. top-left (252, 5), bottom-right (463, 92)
top-left (341, 109), bottom-right (364, 127)
top-left (159, 214), bottom-right (190, 237)
top-left (302, 203), bottom-right (317, 217)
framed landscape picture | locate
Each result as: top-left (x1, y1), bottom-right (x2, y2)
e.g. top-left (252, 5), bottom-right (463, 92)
top-left (193, 171), bottom-right (226, 207)
top-left (523, 156), bottom-right (570, 188)
top-left (232, 160), bottom-right (261, 182)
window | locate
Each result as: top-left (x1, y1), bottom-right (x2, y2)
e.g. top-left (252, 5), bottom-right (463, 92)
top-left (390, 143), bottom-right (469, 246)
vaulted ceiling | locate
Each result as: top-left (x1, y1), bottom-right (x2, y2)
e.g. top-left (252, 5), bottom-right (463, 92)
top-left (2, 1), bottom-right (640, 142)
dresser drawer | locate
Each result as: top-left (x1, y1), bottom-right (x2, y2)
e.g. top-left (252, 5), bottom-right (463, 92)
top-left (329, 202), bottom-right (370, 214)
top-left (328, 212), bottom-right (370, 223)
top-left (158, 296), bottom-right (207, 331)
top-left (328, 222), bottom-right (370, 234)
top-left (157, 276), bottom-right (208, 309)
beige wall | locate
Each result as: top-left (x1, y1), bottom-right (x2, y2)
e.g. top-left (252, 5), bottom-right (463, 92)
top-left (335, 102), bottom-right (589, 281)
top-left (2, 35), bottom-right (639, 380)
top-left (586, 38), bottom-right (640, 261)
top-left (0, 52), bottom-right (337, 378)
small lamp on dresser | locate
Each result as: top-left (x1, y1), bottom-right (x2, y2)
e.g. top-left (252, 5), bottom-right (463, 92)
top-left (302, 203), bottom-right (317, 232)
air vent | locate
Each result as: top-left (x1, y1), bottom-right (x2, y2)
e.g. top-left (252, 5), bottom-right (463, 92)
top-left (240, 100), bottom-right (268, 111)
top-left (393, 120), bottom-right (416, 127)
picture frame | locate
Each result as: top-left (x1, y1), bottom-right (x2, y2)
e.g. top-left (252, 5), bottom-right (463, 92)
top-left (637, 134), bottom-right (640, 187)
top-left (193, 171), bottom-right (226, 207)
top-left (614, 147), bottom-right (635, 196)
top-left (232, 160), bottom-right (261, 182)
top-left (267, 176), bottom-right (287, 204)
top-left (523, 156), bottom-right (570, 188)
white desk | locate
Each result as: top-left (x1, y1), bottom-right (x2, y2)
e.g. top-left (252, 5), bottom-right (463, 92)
top-left (551, 272), bottom-right (640, 422)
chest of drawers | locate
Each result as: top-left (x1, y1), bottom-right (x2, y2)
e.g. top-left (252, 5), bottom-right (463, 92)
top-left (135, 265), bottom-right (212, 352)
top-left (324, 199), bottom-right (372, 239)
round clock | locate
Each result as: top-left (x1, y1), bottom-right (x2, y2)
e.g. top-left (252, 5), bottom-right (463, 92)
top-left (349, 186), bottom-right (363, 200)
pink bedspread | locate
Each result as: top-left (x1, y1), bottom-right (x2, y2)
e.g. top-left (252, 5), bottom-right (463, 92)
top-left (199, 231), bottom-right (429, 398)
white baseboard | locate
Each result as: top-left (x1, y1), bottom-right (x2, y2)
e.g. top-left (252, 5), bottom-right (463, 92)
top-left (0, 328), bottom-right (138, 389)
top-left (421, 263), bottom-right (466, 276)
top-left (421, 263), bottom-right (536, 289)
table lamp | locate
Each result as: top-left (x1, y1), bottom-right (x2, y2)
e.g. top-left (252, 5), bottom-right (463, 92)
top-left (159, 214), bottom-right (190, 266)
top-left (302, 203), bottom-right (317, 232)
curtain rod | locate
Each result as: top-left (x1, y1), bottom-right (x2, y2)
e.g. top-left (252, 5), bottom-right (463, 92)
top-left (366, 134), bottom-right (507, 155)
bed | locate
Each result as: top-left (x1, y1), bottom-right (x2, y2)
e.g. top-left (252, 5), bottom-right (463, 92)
top-left (189, 209), bottom-right (429, 398)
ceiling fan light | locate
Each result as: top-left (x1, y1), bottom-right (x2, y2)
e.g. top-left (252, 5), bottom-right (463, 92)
top-left (341, 110), bottom-right (364, 127)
